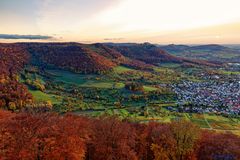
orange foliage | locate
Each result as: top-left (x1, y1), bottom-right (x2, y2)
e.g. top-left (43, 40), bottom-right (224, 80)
top-left (27, 43), bottom-right (117, 74)
top-left (0, 111), bottom-right (239, 160)
top-left (196, 131), bottom-right (240, 160)
top-left (0, 44), bottom-right (32, 110)
top-left (87, 117), bottom-right (137, 160)
top-left (0, 111), bottom-right (90, 159)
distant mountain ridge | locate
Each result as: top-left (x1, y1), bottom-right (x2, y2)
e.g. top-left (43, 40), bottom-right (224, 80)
top-left (107, 43), bottom-right (220, 67)
top-left (158, 44), bottom-right (240, 62)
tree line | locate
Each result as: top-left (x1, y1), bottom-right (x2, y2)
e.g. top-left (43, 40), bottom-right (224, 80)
top-left (0, 110), bottom-right (239, 160)
top-left (0, 44), bottom-right (33, 110)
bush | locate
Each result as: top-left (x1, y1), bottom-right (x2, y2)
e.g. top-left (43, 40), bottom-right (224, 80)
top-left (125, 82), bottom-right (144, 91)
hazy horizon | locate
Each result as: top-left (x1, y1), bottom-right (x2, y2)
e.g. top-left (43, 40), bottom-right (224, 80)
top-left (1, 0), bottom-right (240, 44)
top-left (0, 40), bottom-right (240, 46)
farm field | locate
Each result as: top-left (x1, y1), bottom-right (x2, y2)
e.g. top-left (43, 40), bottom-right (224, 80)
top-left (29, 90), bottom-right (62, 104)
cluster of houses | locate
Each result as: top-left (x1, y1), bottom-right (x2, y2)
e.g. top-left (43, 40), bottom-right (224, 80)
top-left (171, 80), bottom-right (240, 115)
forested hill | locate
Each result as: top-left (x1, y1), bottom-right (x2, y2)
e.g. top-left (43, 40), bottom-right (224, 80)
top-left (108, 42), bottom-right (220, 67)
top-left (2, 42), bottom-right (220, 74)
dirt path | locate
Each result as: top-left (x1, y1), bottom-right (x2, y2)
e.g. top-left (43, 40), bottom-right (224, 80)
top-left (204, 115), bottom-right (213, 130)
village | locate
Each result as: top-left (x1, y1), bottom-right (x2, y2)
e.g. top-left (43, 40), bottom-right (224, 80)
top-left (171, 79), bottom-right (240, 116)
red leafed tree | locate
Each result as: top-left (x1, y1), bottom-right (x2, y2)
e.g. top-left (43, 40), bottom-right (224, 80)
top-left (150, 120), bottom-right (200, 160)
top-left (0, 111), bottom-right (90, 160)
top-left (87, 116), bottom-right (138, 160)
top-left (150, 123), bottom-right (177, 160)
top-left (134, 122), bottom-right (163, 160)
top-left (196, 131), bottom-right (240, 160)
top-left (0, 80), bottom-right (33, 110)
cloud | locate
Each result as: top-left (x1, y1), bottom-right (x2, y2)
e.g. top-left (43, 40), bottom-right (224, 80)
top-left (104, 38), bottom-right (124, 41)
top-left (0, 34), bottom-right (53, 40)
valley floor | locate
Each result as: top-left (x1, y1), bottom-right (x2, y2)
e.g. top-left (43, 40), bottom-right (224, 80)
top-left (20, 64), bottom-right (240, 135)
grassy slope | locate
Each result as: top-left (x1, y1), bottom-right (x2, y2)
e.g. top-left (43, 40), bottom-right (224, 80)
top-left (48, 69), bottom-right (126, 89)
top-left (29, 90), bottom-right (62, 104)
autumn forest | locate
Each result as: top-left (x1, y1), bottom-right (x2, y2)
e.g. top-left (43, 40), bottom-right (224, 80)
top-left (1, 110), bottom-right (240, 160)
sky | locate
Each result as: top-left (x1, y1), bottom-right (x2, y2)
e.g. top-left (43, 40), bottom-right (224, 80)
top-left (0, 0), bottom-right (240, 44)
